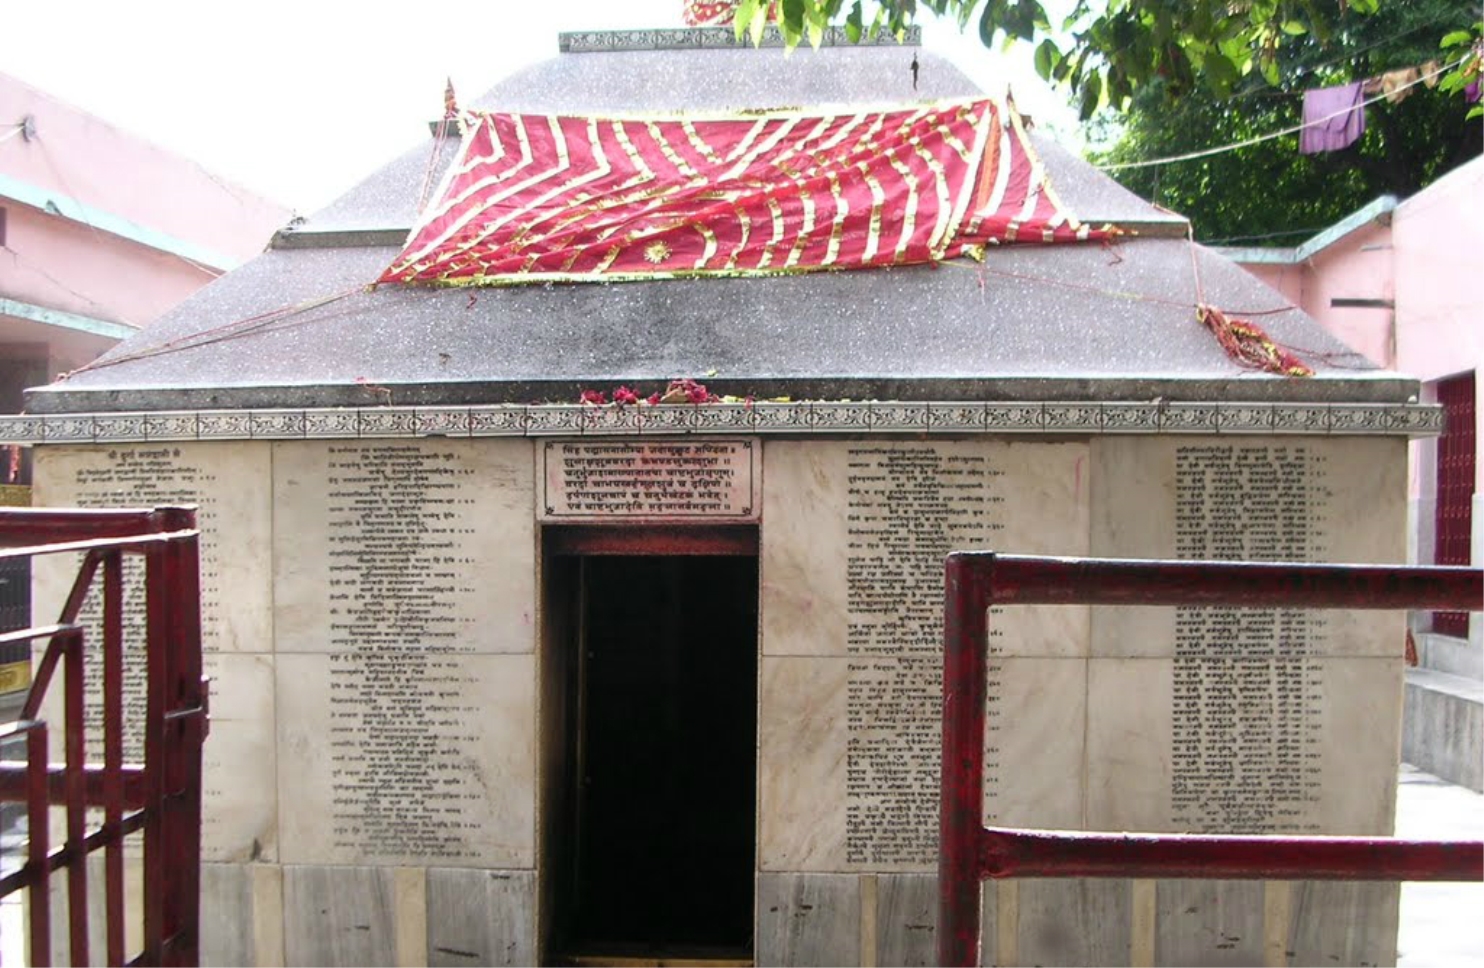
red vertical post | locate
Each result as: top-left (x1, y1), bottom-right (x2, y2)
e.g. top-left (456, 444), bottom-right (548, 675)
top-left (62, 628), bottom-right (89, 967)
top-left (939, 553), bottom-right (991, 968)
top-left (102, 550), bottom-right (125, 967)
top-left (152, 507), bottom-right (203, 967)
top-left (26, 722), bottom-right (51, 968)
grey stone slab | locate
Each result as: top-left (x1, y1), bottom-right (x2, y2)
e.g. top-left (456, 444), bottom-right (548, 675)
top-left (876, 874), bottom-right (936, 967)
top-left (1017, 879), bottom-right (1131, 967)
top-left (1154, 880), bottom-right (1263, 967)
top-left (200, 863), bottom-right (254, 967)
top-left (976, 883), bottom-right (999, 968)
top-left (26, 237), bottom-right (1405, 415)
top-left (1287, 881), bottom-right (1399, 967)
top-left (1403, 670), bottom-right (1483, 791)
top-left (426, 869), bottom-right (535, 967)
top-left (756, 872), bottom-right (860, 967)
top-left (283, 865), bottom-right (397, 967)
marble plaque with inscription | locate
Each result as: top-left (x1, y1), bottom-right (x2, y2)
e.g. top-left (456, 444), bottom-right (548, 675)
top-left (31, 443), bottom-right (275, 861)
top-left (539, 438), bottom-right (759, 520)
top-left (758, 439), bottom-right (1090, 872)
top-left (273, 439), bottom-right (538, 867)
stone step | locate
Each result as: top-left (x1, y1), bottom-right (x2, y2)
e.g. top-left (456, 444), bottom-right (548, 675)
top-left (1402, 668), bottom-right (1483, 792)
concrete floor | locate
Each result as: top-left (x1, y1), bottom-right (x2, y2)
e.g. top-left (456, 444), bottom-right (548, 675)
top-left (1, 766), bottom-right (1481, 966)
top-left (1395, 764), bottom-right (1484, 966)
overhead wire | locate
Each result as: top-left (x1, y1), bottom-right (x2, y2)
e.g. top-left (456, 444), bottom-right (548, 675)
top-left (1097, 57), bottom-right (1463, 172)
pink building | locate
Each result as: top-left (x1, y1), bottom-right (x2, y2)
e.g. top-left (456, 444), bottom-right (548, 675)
top-left (1222, 158), bottom-right (1484, 790)
top-left (0, 71), bottom-right (289, 703)
top-left (0, 72), bottom-right (289, 423)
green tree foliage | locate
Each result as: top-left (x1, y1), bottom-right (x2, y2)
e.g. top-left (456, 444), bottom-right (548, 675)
top-left (1093, 1), bottom-right (1481, 244)
top-left (739, 0), bottom-right (1389, 115)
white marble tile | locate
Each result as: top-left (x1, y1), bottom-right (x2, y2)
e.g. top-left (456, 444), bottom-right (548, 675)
top-left (32, 442), bottom-right (273, 655)
top-left (761, 440), bottom-right (848, 656)
top-left (202, 652), bottom-right (278, 863)
top-left (273, 439), bottom-right (536, 655)
top-left (276, 653), bottom-right (536, 868)
top-left (758, 656), bottom-right (847, 871)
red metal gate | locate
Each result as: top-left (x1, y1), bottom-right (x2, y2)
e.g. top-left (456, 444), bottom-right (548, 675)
top-left (939, 553), bottom-right (1484, 967)
top-left (0, 506), bottom-right (205, 967)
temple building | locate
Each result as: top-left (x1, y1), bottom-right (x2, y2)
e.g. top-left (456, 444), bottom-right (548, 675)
top-left (2, 20), bottom-right (1444, 968)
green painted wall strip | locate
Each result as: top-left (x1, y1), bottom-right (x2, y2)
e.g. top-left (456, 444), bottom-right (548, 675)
top-left (0, 172), bottom-right (242, 270)
top-left (0, 296), bottom-right (137, 341)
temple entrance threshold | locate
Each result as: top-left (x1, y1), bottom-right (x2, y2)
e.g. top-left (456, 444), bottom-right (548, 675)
top-left (543, 527), bottom-right (758, 967)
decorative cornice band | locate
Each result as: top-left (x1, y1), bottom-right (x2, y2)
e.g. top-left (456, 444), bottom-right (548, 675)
top-left (0, 401), bottom-right (1442, 445)
top-left (557, 25), bottom-right (921, 53)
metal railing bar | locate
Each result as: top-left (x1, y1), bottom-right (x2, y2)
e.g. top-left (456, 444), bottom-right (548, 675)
top-left (0, 529), bottom-right (200, 564)
top-left (977, 825), bottom-right (1484, 882)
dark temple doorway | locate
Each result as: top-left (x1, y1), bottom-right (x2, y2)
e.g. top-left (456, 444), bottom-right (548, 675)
top-left (543, 527), bottom-right (758, 966)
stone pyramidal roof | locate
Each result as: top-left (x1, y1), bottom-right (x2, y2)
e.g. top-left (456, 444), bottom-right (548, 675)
top-left (27, 27), bottom-right (1412, 415)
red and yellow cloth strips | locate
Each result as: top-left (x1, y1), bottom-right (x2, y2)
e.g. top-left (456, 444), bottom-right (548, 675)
top-left (1198, 305), bottom-right (1314, 377)
top-left (379, 98), bottom-right (1106, 287)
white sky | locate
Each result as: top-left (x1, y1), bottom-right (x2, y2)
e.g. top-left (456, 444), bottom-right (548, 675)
top-left (1, 0), bottom-right (1079, 214)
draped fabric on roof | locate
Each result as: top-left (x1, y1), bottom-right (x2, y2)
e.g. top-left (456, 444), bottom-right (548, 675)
top-left (379, 98), bottom-right (1106, 287)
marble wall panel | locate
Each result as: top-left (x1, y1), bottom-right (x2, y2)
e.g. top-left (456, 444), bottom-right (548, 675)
top-left (756, 873), bottom-right (860, 967)
top-left (276, 652), bottom-right (535, 868)
top-left (425, 869), bottom-right (535, 967)
top-left (875, 873), bottom-right (936, 968)
top-left (1086, 657), bottom-right (1175, 832)
top-left (1154, 880), bottom-right (1264, 966)
top-left (758, 656), bottom-right (847, 871)
top-left (282, 865), bottom-right (396, 967)
top-left (1086, 656), bottom-right (1402, 837)
top-left (32, 443), bottom-right (273, 656)
top-left (760, 441), bottom-right (848, 657)
top-left (1015, 878), bottom-right (1132, 967)
top-left (1287, 881), bottom-right (1400, 967)
top-left (202, 653), bottom-right (277, 863)
top-left (273, 439), bottom-right (536, 655)
top-left (201, 863), bottom-right (254, 967)
top-left (1090, 436), bottom-right (1408, 659)
top-left (985, 657), bottom-right (1087, 829)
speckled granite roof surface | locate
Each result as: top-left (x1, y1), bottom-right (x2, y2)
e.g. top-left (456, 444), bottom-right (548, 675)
top-left (28, 28), bottom-right (1407, 413)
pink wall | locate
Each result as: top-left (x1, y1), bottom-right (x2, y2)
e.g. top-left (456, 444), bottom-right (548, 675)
top-left (1, 72), bottom-right (291, 390)
top-left (1393, 159), bottom-right (1484, 386)
top-left (1295, 222), bottom-right (1395, 369)
top-left (1, 205), bottom-right (216, 325)
top-left (1227, 220), bottom-right (1397, 369)
top-left (0, 72), bottom-right (288, 263)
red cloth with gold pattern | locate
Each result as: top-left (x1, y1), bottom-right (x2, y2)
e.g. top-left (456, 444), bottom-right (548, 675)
top-left (380, 98), bottom-right (1106, 287)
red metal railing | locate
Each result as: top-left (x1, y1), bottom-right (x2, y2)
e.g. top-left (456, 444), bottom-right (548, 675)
top-left (938, 553), bottom-right (1484, 968)
top-left (0, 506), bottom-right (205, 967)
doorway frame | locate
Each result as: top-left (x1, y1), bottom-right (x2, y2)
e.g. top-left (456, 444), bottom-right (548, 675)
top-left (537, 523), bottom-right (761, 965)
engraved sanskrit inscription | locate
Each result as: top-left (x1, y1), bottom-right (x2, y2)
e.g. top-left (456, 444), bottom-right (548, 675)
top-left (845, 445), bottom-right (1005, 866)
top-left (318, 444), bottom-right (494, 860)
top-left (540, 439), bottom-right (758, 519)
top-left (1172, 444), bottom-right (1328, 833)
top-left (40, 447), bottom-right (228, 759)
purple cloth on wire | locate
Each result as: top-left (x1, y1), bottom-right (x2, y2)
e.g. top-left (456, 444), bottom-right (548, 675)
top-left (1300, 82), bottom-right (1366, 154)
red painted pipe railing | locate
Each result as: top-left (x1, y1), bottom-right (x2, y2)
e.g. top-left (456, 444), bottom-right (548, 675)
top-left (0, 506), bottom-right (205, 967)
top-left (938, 553), bottom-right (1484, 968)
